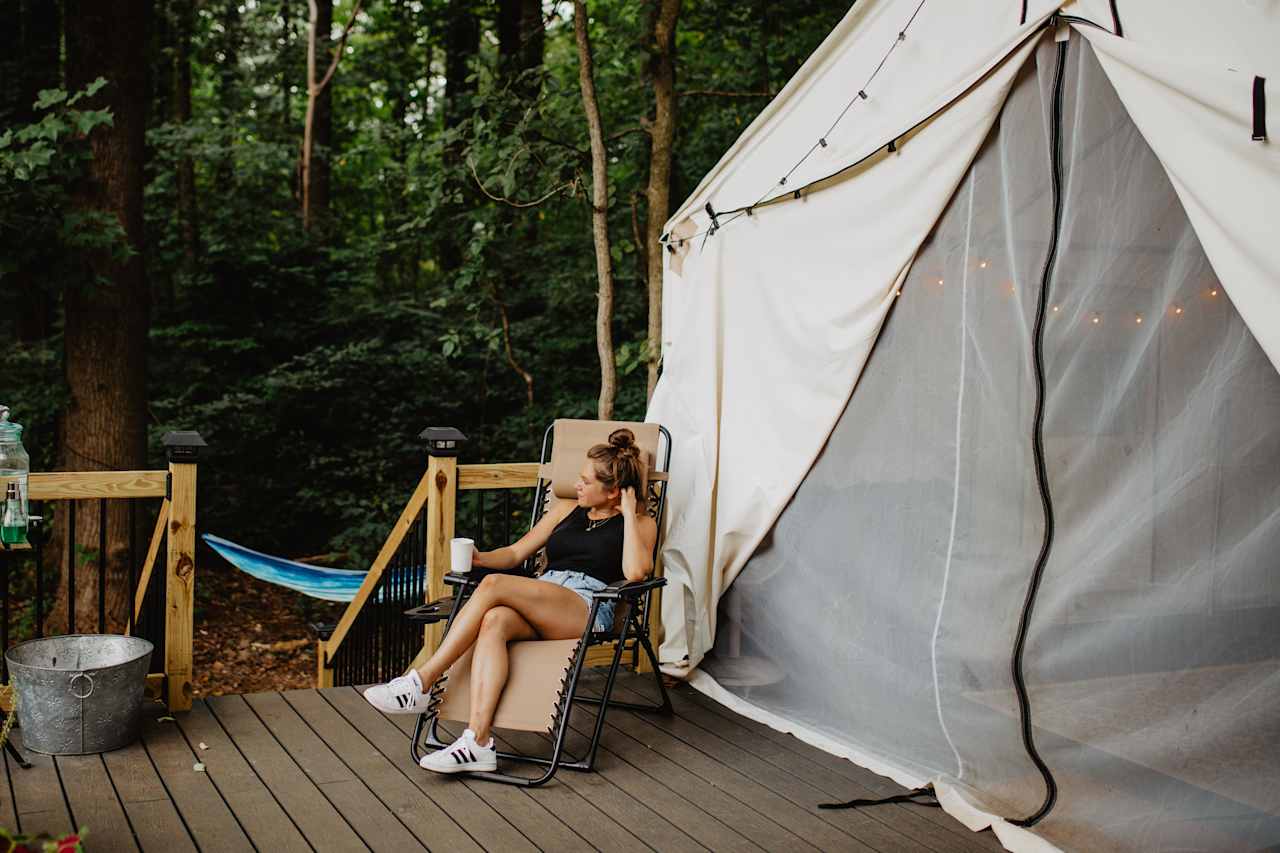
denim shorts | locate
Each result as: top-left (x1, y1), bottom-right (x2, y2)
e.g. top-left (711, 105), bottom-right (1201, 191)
top-left (538, 570), bottom-right (615, 633)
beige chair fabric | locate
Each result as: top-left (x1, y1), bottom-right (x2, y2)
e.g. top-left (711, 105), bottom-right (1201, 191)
top-left (435, 639), bottom-right (580, 732)
top-left (541, 419), bottom-right (662, 499)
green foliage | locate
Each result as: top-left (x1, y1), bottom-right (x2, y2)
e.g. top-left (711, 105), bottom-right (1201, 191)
top-left (1, 0), bottom-right (850, 565)
top-left (0, 79), bottom-right (128, 278)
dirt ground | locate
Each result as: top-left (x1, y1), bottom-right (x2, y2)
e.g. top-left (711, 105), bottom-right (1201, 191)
top-left (193, 560), bottom-right (344, 697)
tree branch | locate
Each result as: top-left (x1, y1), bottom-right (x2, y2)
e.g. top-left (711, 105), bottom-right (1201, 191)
top-left (467, 157), bottom-right (577, 208)
top-left (608, 125), bottom-right (650, 143)
top-left (678, 88), bottom-right (774, 98)
top-left (317, 0), bottom-right (364, 92)
top-left (493, 295), bottom-right (534, 406)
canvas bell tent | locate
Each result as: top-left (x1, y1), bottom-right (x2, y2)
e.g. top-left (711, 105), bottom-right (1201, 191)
top-left (645, 1), bottom-right (1280, 850)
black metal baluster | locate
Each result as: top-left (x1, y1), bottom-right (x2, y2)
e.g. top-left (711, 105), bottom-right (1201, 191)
top-left (68, 500), bottom-right (77, 634)
top-left (34, 501), bottom-right (44, 638)
top-left (127, 501), bottom-right (136, 634)
top-left (98, 498), bottom-right (107, 633)
top-left (1, 550), bottom-right (10, 681)
top-left (388, 566), bottom-right (397, 682)
top-left (503, 490), bottom-right (511, 544)
top-left (360, 591), bottom-right (370, 685)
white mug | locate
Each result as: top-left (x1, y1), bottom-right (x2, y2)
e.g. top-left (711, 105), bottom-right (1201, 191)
top-left (450, 537), bottom-right (475, 573)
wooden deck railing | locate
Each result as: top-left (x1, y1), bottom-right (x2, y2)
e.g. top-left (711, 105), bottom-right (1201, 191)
top-left (316, 430), bottom-right (662, 688)
top-left (0, 431), bottom-right (205, 711)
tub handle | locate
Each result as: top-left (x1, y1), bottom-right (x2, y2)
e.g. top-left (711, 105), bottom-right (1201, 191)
top-left (69, 672), bottom-right (95, 699)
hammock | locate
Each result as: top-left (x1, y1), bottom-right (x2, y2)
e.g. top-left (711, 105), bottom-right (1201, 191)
top-left (202, 533), bottom-right (374, 602)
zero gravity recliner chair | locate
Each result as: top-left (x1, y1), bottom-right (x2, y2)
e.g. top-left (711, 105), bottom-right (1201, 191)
top-left (405, 419), bottom-right (673, 786)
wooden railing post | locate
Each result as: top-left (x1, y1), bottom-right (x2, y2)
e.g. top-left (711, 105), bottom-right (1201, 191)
top-left (420, 427), bottom-right (464, 658)
top-left (162, 431), bottom-right (205, 711)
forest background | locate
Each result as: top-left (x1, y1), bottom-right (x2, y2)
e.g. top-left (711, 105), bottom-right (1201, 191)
top-left (0, 0), bottom-right (846, 640)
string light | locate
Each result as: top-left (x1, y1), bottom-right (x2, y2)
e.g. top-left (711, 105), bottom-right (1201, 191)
top-left (660, 0), bottom-right (929, 248)
top-left (979, 260), bottom-right (989, 269)
top-left (1052, 305), bottom-right (1060, 313)
top-left (1209, 288), bottom-right (1219, 296)
top-left (1090, 313), bottom-right (1101, 325)
top-left (1173, 305), bottom-right (1184, 315)
top-left (1134, 313), bottom-right (1143, 325)
top-left (936, 277), bottom-right (944, 286)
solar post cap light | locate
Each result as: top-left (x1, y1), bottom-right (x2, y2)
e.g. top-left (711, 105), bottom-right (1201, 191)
top-left (420, 427), bottom-right (467, 457)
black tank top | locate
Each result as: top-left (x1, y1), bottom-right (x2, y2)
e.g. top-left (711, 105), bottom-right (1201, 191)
top-left (544, 506), bottom-right (625, 585)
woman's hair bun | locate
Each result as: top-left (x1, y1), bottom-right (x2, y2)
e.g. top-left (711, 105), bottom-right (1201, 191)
top-left (589, 428), bottom-right (645, 492)
top-left (607, 428), bottom-right (637, 450)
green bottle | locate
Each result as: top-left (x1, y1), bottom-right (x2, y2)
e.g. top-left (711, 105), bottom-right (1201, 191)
top-left (1, 481), bottom-right (26, 546)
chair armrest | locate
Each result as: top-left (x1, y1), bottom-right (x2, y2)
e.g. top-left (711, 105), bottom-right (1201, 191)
top-left (592, 576), bottom-right (666, 600)
top-left (443, 566), bottom-right (537, 589)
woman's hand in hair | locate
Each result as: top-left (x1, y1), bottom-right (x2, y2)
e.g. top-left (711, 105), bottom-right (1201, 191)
top-left (620, 486), bottom-right (639, 517)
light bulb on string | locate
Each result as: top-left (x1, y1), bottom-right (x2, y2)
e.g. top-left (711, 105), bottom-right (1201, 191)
top-left (1209, 288), bottom-right (1219, 297)
top-left (936, 277), bottom-right (944, 287)
top-left (1090, 313), bottom-right (1101, 326)
top-left (1173, 305), bottom-right (1184, 316)
top-left (1051, 304), bottom-right (1060, 313)
top-left (1135, 313), bottom-right (1144, 325)
top-left (979, 260), bottom-right (989, 269)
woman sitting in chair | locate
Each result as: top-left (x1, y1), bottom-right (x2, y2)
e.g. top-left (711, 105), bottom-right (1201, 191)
top-left (363, 428), bottom-right (657, 773)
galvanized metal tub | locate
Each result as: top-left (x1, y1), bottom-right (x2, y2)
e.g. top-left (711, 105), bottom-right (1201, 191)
top-left (6, 634), bottom-right (154, 755)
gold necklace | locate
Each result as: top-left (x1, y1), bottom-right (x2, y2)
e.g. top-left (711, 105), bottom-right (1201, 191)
top-left (585, 511), bottom-right (617, 532)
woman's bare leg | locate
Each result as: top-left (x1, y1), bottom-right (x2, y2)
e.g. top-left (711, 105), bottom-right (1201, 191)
top-left (414, 574), bottom-right (589, 687)
top-left (468, 606), bottom-right (537, 742)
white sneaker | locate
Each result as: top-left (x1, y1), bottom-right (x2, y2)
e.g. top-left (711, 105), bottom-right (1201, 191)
top-left (419, 729), bottom-right (498, 774)
top-left (362, 670), bottom-right (430, 714)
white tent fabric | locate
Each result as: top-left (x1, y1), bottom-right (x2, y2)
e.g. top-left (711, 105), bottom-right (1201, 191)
top-left (646, 2), bottom-right (1280, 850)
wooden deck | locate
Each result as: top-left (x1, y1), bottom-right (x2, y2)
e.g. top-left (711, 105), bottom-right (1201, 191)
top-left (1, 671), bottom-right (1004, 852)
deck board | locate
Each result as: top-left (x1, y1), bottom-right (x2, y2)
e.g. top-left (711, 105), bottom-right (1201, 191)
top-left (174, 698), bottom-right (310, 852)
top-left (101, 739), bottom-right (196, 852)
top-left (241, 690), bottom-right (425, 852)
top-left (676, 683), bottom-right (1008, 851)
top-left (282, 688), bottom-right (477, 851)
top-left (321, 685), bottom-right (537, 852)
top-left (204, 693), bottom-right (365, 852)
top-left (393, 717), bottom-right (595, 852)
top-left (139, 712), bottom-right (252, 850)
top-left (0, 674), bottom-right (1007, 851)
top-left (56, 753), bottom-right (140, 852)
top-left (611, 678), bottom-right (994, 853)
top-left (8, 731), bottom-right (75, 839)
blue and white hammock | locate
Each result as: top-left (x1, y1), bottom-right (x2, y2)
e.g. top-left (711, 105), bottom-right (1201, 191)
top-left (203, 533), bottom-right (382, 602)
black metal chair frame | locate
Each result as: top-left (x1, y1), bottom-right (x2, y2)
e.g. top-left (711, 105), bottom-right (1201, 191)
top-left (405, 422), bottom-right (673, 787)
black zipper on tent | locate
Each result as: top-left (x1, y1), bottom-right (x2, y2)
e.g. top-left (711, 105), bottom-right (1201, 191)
top-left (1008, 37), bottom-right (1068, 829)
top-left (1254, 77), bottom-right (1268, 141)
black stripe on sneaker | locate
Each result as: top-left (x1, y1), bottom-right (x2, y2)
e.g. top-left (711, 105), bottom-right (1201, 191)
top-left (453, 751), bottom-right (464, 764)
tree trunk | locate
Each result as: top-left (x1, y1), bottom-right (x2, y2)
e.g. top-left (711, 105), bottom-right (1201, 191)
top-left (311, 0), bottom-right (333, 227)
top-left (573, 1), bottom-right (615, 419)
top-left (174, 0), bottom-right (198, 283)
top-left (436, 0), bottom-right (478, 273)
top-left (213, 0), bottom-right (240, 192)
top-left (9, 0), bottom-right (61, 343)
top-left (644, 0), bottom-right (679, 401)
top-left (58, 0), bottom-right (152, 635)
top-left (281, 0), bottom-right (293, 134)
top-left (498, 0), bottom-right (543, 98)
